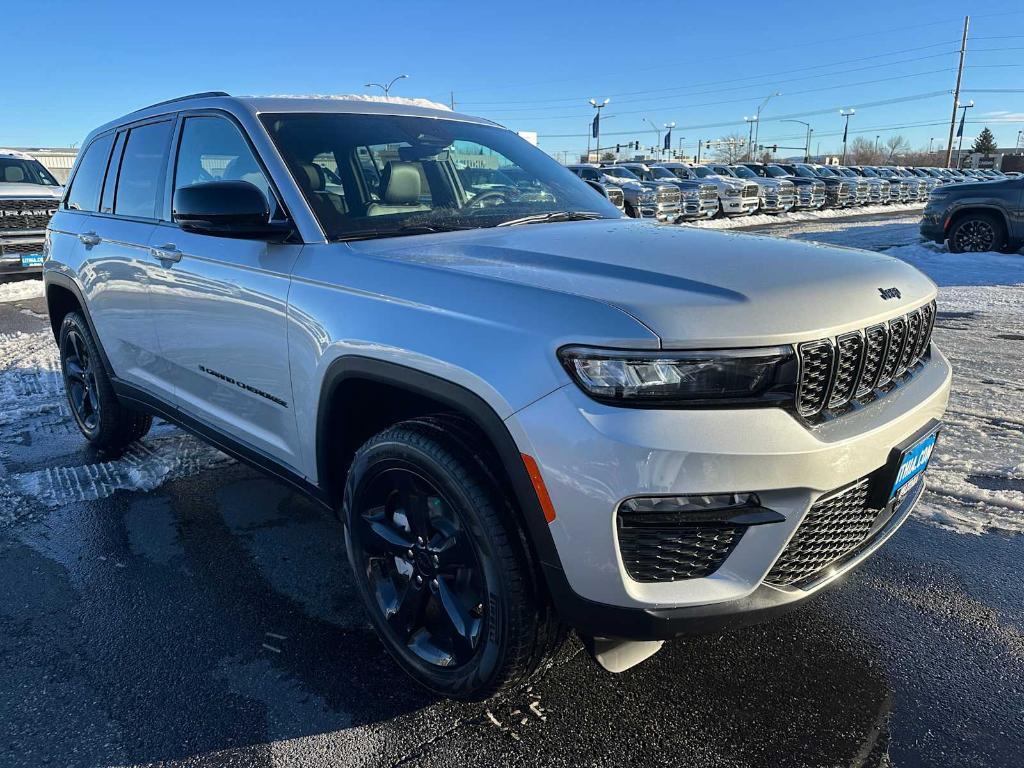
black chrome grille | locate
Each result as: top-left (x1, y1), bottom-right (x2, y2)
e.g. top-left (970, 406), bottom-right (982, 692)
top-left (856, 324), bottom-right (888, 396)
top-left (796, 340), bottom-right (835, 416)
top-left (765, 479), bottom-right (878, 587)
top-left (0, 241), bottom-right (45, 256)
top-left (797, 301), bottom-right (935, 419)
top-left (0, 200), bottom-right (58, 231)
top-left (617, 512), bottom-right (742, 582)
top-left (829, 333), bottom-right (864, 408)
top-left (607, 187), bottom-right (624, 208)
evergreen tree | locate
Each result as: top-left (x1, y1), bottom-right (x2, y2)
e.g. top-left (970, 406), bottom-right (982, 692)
top-left (971, 127), bottom-right (998, 154)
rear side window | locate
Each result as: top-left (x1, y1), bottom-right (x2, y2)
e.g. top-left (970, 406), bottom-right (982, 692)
top-left (65, 133), bottom-right (115, 212)
top-left (99, 132), bottom-right (126, 214)
top-left (115, 121), bottom-right (173, 219)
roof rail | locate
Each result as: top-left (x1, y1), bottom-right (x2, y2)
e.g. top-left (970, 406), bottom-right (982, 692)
top-left (133, 91), bottom-right (230, 113)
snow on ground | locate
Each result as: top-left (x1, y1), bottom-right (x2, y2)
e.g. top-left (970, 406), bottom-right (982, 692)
top-left (688, 202), bottom-right (924, 230)
top-left (0, 293), bottom-right (230, 527)
top-left (0, 278), bottom-right (44, 303)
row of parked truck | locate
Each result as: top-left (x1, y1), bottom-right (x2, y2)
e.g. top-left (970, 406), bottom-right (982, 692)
top-left (565, 159), bottom-right (1019, 223)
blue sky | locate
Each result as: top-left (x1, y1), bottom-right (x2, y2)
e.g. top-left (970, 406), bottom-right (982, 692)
top-left (4, 0), bottom-right (1024, 159)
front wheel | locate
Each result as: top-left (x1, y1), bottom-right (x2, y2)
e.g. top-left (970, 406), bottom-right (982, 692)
top-left (58, 312), bottom-right (152, 451)
top-left (948, 213), bottom-right (1006, 253)
top-left (342, 419), bottom-right (561, 699)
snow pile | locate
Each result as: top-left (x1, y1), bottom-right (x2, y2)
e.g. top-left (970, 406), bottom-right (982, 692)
top-left (0, 278), bottom-right (44, 303)
top-left (881, 241), bottom-right (1024, 287)
top-left (258, 94), bottom-right (452, 111)
top-left (687, 202), bottom-right (925, 230)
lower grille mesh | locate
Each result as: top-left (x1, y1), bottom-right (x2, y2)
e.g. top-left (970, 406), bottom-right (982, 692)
top-left (617, 512), bottom-right (742, 582)
top-left (765, 480), bottom-right (878, 587)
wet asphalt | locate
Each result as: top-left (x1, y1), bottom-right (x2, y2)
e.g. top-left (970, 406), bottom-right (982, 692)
top-left (1, 252), bottom-right (1022, 767)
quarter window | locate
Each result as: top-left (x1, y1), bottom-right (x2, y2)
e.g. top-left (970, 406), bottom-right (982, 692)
top-left (115, 121), bottom-right (173, 219)
top-left (173, 116), bottom-right (278, 216)
top-left (65, 133), bottom-right (115, 212)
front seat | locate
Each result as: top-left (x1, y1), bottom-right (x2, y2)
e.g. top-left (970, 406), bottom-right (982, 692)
top-left (366, 162), bottom-right (430, 216)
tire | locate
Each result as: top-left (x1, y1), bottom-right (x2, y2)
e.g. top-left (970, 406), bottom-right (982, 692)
top-left (58, 312), bottom-right (152, 451)
top-left (624, 201), bottom-right (639, 219)
top-left (342, 419), bottom-right (561, 699)
top-left (947, 213), bottom-right (1007, 254)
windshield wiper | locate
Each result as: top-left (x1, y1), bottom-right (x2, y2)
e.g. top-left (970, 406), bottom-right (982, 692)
top-left (337, 222), bottom-right (472, 242)
top-left (495, 211), bottom-right (605, 227)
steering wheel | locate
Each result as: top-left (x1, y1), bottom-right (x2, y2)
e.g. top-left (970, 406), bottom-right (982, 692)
top-left (465, 189), bottom-right (511, 209)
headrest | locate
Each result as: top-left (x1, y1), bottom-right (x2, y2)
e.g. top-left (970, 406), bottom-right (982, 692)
top-left (381, 162), bottom-right (422, 205)
top-left (4, 166), bottom-right (26, 182)
top-left (299, 163), bottom-right (325, 192)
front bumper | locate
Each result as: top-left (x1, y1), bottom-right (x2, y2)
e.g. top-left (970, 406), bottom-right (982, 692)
top-left (509, 348), bottom-right (951, 638)
top-left (720, 195), bottom-right (759, 215)
top-left (678, 196), bottom-right (719, 220)
top-left (794, 188), bottom-right (826, 209)
top-left (0, 235), bottom-right (46, 276)
top-left (920, 207), bottom-right (948, 242)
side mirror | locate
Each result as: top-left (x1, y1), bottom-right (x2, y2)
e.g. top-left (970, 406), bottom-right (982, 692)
top-left (173, 181), bottom-right (292, 240)
top-left (583, 179), bottom-right (610, 199)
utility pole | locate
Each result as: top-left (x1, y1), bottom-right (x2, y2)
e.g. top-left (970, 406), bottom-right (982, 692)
top-left (1016, 129), bottom-right (1023, 149)
top-left (753, 91), bottom-right (781, 160)
top-left (840, 109), bottom-right (855, 164)
top-left (928, 137), bottom-right (935, 154)
top-left (450, 91), bottom-right (455, 110)
top-left (697, 139), bottom-right (704, 163)
top-left (783, 119), bottom-right (812, 163)
top-left (743, 116), bottom-right (758, 161)
top-left (945, 15), bottom-right (970, 168)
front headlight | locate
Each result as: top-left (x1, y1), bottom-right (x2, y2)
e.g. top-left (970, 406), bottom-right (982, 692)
top-left (723, 186), bottom-right (740, 196)
top-left (558, 346), bottom-right (797, 406)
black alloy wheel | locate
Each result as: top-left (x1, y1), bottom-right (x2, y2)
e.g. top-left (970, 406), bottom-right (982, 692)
top-left (352, 463), bottom-right (486, 668)
top-left (949, 214), bottom-right (1005, 254)
top-left (62, 327), bottom-right (101, 436)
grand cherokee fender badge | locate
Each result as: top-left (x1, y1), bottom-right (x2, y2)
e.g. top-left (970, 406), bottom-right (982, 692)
top-left (198, 365), bottom-right (288, 407)
top-left (878, 287), bottom-right (902, 300)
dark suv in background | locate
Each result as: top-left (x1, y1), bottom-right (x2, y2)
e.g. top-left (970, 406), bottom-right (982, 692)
top-left (921, 173), bottom-right (1024, 253)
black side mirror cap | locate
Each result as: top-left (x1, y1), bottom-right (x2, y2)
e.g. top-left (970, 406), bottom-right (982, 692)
top-left (173, 180), bottom-right (293, 241)
top-left (583, 179), bottom-right (609, 198)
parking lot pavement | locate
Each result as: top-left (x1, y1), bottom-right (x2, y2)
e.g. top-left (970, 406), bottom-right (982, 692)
top-left (1, 216), bottom-right (1022, 767)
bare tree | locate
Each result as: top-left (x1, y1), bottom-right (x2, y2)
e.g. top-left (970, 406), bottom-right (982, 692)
top-left (710, 133), bottom-right (747, 164)
top-left (848, 137), bottom-right (882, 165)
top-left (884, 135), bottom-right (910, 161)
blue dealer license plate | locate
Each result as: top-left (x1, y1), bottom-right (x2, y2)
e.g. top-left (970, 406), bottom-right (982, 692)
top-left (20, 253), bottom-right (44, 268)
top-left (890, 429), bottom-right (938, 500)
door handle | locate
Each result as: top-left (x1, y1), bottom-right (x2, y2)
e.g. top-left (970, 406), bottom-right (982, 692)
top-left (150, 243), bottom-right (182, 264)
top-left (78, 232), bottom-right (101, 247)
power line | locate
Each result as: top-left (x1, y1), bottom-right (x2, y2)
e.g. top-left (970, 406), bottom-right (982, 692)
top-left (459, 42), bottom-right (958, 108)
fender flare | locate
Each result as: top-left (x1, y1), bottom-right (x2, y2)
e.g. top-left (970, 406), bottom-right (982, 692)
top-left (314, 355), bottom-right (566, 574)
top-left (944, 201), bottom-right (1011, 234)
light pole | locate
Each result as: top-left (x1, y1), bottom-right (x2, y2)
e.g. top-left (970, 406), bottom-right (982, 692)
top-left (782, 119), bottom-right (812, 162)
top-left (753, 91), bottom-right (781, 159)
top-left (743, 115), bottom-right (758, 160)
top-left (364, 74), bottom-right (408, 97)
top-left (874, 135), bottom-right (880, 157)
top-left (1016, 130), bottom-right (1023, 149)
top-left (642, 117), bottom-right (661, 151)
top-left (590, 98), bottom-right (610, 160)
top-left (928, 137), bottom-right (935, 155)
top-left (840, 108), bottom-right (856, 164)
top-left (955, 100), bottom-right (974, 167)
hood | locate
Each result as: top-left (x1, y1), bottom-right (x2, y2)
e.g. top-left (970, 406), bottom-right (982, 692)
top-left (0, 183), bottom-right (63, 199)
top-left (350, 218), bottom-right (937, 348)
top-left (944, 178), bottom-right (1012, 193)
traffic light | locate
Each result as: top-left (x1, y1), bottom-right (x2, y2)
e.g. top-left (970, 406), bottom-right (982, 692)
top-left (616, 144), bottom-right (621, 152)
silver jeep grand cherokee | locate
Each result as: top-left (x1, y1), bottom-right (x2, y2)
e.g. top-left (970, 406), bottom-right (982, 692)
top-left (44, 93), bottom-right (951, 699)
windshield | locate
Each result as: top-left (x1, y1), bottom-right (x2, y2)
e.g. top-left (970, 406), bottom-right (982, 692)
top-left (792, 165), bottom-right (817, 178)
top-left (260, 113), bottom-right (619, 240)
top-left (691, 166), bottom-right (715, 178)
top-left (730, 166), bottom-right (757, 179)
top-left (664, 165), bottom-right (694, 179)
top-left (650, 166), bottom-right (677, 179)
top-left (602, 166), bottom-right (641, 181)
top-left (815, 166), bottom-right (838, 177)
top-left (710, 166), bottom-right (736, 177)
top-left (764, 165), bottom-right (788, 178)
top-left (0, 157), bottom-right (60, 186)
top-left (861, 167), bottom-right (879, 177)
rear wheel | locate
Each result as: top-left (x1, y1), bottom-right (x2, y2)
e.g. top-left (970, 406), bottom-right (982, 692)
top-left (59, 312), bottom-right (152, 451)
top-left (342, 420), bottom-right (560, 699)
top-left (948, 213), bottom-right (1006, 253)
